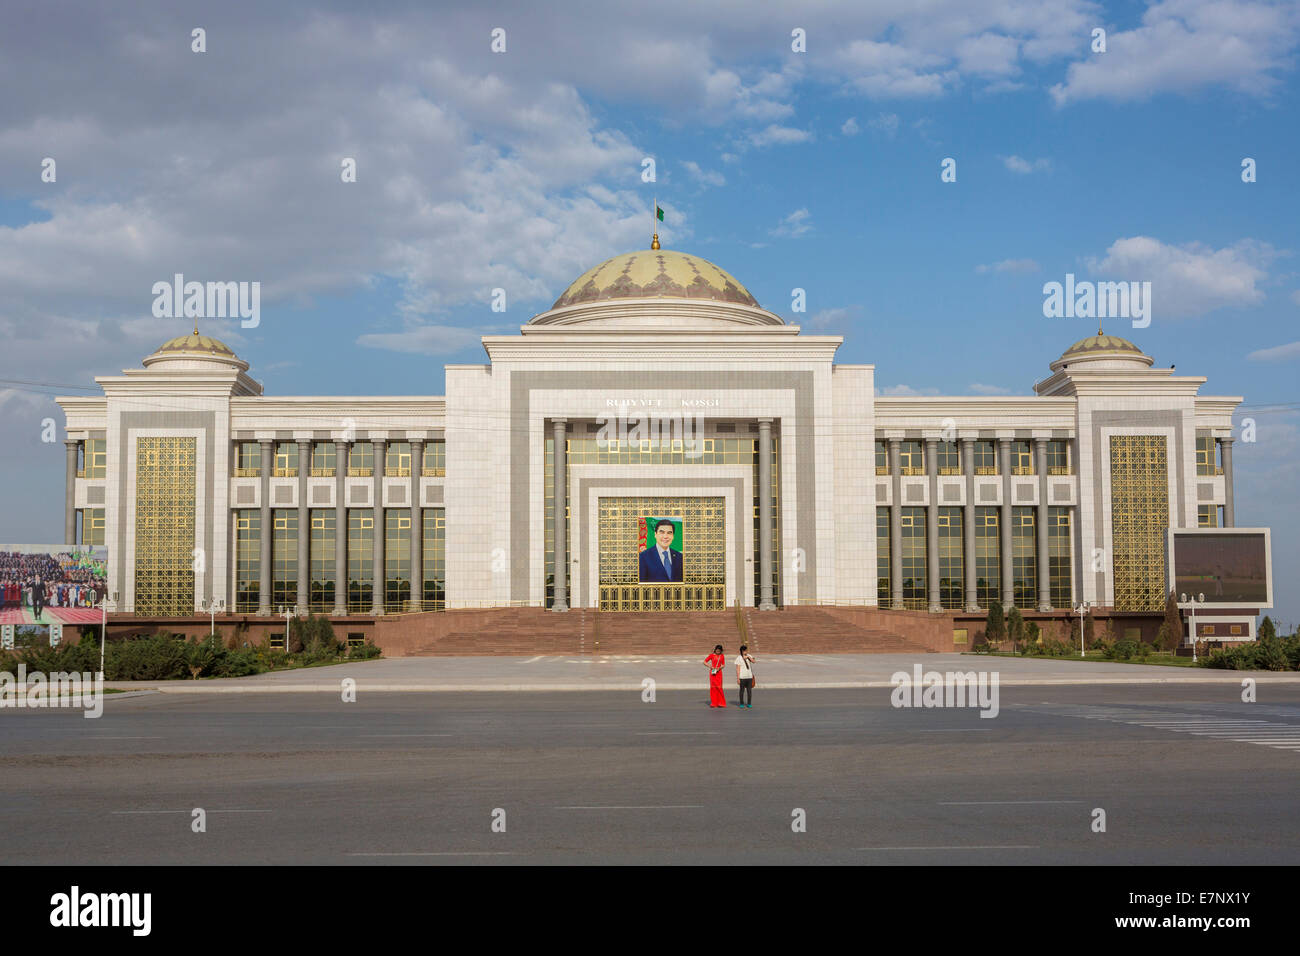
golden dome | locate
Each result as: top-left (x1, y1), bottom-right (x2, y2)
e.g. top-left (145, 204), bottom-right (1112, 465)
top-left (1050, 328), bottom-right (1152, 372)
top-left (143, 330), bottom-right (249, 372)
top-left (154, 331), bottom-right (239, 358)
top-left (1061, 330), bottom-right (1144, 359)
top-left (552, 249), bottom-right (759, 310)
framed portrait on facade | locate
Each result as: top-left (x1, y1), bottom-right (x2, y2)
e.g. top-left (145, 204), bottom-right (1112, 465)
top-left (637, 516), bottom-right (683, 583)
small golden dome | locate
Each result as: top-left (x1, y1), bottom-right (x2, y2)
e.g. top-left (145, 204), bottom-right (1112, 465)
top-left (552, 249), bottom-right (759, 310)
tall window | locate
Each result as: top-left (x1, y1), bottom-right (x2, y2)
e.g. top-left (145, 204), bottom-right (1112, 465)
top-left (311, 442), bottom-right (336, 476)
top-left (1011, 506), bottom-right (1036, 609)
top-left (348, 442), bottom-right (374, 477)
top-left (1045, 440), bottom-right (1070, 475)
top-left (271, 510), bottom-right (298, 609)
top-left (900, 507), bottom-right (927, 609)
top-left (274, 442), bottom-right (298, 477)
top-left (234, 441), bottom-right (260, 476)
top-left (875, 441), bottom-right (887, 475)
top-left (423, 508), bottom-right (446, 609)
top-left (385, 509), bottom-right (411, 611)
top-left (309, 511), bottom-right (336, 611)
top-left (1197, 505), bottom-right (1220, 527)
top-left (876, 507), bottom-right (890, 605)
top-left (1011, 441), bottom-right (1034, 475)
top-left (1048, 507), bottom-right (1072, 608)
top-left (386, 442), bottom-right (412, 477)
top-left (972, 441), bottom-right (997, 475)
top-left (80, 508), bottom-right (105, 545)
top-left (84, 439), bottom-right (107, 478)
top-left (936, 442), bottom-right (960, 474)
top-left (423, 440), bottom-right (446, 476)
top-left (974, 507), bottom-right (1000, 608)
top-left (1196, 437), bottom-right (1221, 475)
top-left (347, 510), bottom-right (374, 611)
top-left (898, 441), bottom-right (924, 476)
top-left (234, 510), bottom-right (260, 612)
top-left (937, 507), bottom-right (963, 609)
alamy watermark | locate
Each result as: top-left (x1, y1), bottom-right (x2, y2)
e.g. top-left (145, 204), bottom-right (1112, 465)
top-left (890, 664), bottom-right (999, 718)
top-left (151, 273), bottom-right (260, 328)
top-left (1042, 273), bottom-right (1151, 328)
top-left (0, 665), bottom-right (105, 718)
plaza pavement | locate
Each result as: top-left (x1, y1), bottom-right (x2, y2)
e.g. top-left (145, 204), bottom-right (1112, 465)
top-left (99, 653), bottom-right (1300, 694)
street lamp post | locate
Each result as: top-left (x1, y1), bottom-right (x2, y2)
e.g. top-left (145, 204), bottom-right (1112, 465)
top-left (1180, 592), bottom-right (1206, 663)
top-left (201, 598), bottom-right (226, 639)
top-left (96, 590), bottom-right (118, 679)
top-left (1074, 601), bottom-right (1090, 657)
top-left (280, 606), bottom-right (296, 651)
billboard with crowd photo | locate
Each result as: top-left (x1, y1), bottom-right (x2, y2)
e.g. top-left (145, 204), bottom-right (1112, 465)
top-left (0, 544), bottom-right (108, 626)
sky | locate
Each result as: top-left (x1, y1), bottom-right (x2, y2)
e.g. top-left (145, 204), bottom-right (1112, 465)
top-left (1, 0), bottom-right (1297, 625)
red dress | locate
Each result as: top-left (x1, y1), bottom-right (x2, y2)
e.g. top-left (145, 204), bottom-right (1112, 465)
top-left (705, 653), bottom-right (727, 708)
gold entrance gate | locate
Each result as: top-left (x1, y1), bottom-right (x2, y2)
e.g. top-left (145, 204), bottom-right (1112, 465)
top-left (598, 496), bottom-right (726, 611)
top-left (1109, 435), bottom-right (1169, 611)
top-left (134, 436), bottom-right (196, 615)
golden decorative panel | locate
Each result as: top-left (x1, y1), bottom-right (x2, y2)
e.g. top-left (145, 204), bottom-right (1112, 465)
top-left (134, 436), bottom-right (196, 616)
top-left (1109, 435), bottom-right (1168, 612)
top-left (598, 496), bottom-right (725, 611)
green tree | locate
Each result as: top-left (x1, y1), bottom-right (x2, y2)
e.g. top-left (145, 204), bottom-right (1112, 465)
top-left (1258, 616), bottom-right (1276, 641)
top-left (1006, 606), bottom-right (1024, 654)
top-left (985, 601), bottom-right (1005, 647)
top-left (1162, 590), bottom-right (1183, 651)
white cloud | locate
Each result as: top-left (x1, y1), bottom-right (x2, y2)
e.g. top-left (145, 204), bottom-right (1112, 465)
top-left (1084, 236), bottom-right (1277, 318)
top-left (748, 124), bottom-right (813, 147)
top-left (770, 208), bottom-right (813, 239)
top-left (876, 384), bottom-right (940, 396)
top-left (1247, 341), bottom-right (1300, 362)
top-left (1050, 0), bottom-right (1300, 105)
top-left (682, 160), bottom-right (726, 187)
top-left (356, 324), bottom-right (496, 357)
top-left (976, 258), bottom-right (1041, 274)
top-left (1003, 155), bottom-right (1051, 174)
top-left (868, 112), bottom-right (901, 137)
top-left (970, 383), bottom-right (1013, 394)
top-left (841, 117), bottom-right (860, 136)
top-left (806, 305), bottom-right (863, 328)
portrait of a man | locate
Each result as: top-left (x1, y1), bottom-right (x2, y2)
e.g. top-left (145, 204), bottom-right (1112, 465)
top-left (638, 517), bottom-right (683, 582)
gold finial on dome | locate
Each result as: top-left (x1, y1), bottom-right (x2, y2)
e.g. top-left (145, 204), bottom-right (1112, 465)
top-left (651, 233), bottom-right (660, 250)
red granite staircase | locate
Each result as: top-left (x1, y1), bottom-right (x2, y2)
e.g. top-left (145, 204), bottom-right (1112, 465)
top-left (742, 605), bottom-right (940, 654)
top-left (376, 604), bottom-right (947, 656)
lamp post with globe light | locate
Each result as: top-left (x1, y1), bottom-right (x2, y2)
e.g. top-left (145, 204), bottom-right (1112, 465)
top-left (1074, 601), bottom-right (1090, 657)
top-left (1180, 592), bottom-right (1206, 663)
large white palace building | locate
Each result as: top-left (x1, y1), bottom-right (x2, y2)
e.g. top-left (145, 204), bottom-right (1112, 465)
top-left (56, 246), bottom-right (1248, 634)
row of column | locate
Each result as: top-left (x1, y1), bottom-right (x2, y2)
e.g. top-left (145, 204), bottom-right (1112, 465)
top-left (547, 417), bottom-right (779, 611)
top-left (255, 437), bottom-right (426, 617)
top-left (889, 436), bottom-right (1056, 614)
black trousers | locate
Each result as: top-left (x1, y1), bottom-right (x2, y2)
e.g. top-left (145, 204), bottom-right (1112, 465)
top-left (737, 678), bottom-right (753, 705)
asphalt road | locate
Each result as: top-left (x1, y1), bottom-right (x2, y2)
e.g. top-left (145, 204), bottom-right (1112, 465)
top-left (2, 683), bottom-right (1297, 864)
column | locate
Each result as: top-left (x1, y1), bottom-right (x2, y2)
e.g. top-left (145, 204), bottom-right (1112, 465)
top-left (758, 418), bottom-right (775, 610)
top-left (410, 439), bottom-right (424, 611)
top-left (371, 439), bottom-right (386, 615)
top-left (257, 440), bottom-right (273, 614)
top-left (296, 440), bottom-right (310, 612)
top-left (1035, 438), bottom-right (1051, 612)
top-left (889, 438), bottom-right (903, 609)
top-left (961, 438), bottom-right (979, 612)
top-left (998, 438), bottom-right (1013, 609)
top-left (925, 438), bottom-right (940, 613)
top-left (332, 440), bottom-right (349, 616)
top-left (64, 440), bottom-right (79, 544)
top-left (552, 419), bottom-right (568, 612)
top-left (1221, 438), bottom-right (1235, 527)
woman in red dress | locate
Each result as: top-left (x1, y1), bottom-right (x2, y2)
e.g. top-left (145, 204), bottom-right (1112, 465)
top-left (703, 644), bottom-right (727, 708)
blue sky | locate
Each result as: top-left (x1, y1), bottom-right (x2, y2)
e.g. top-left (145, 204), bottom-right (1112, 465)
top-left (1, 0), bottom-right (1297, 623)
